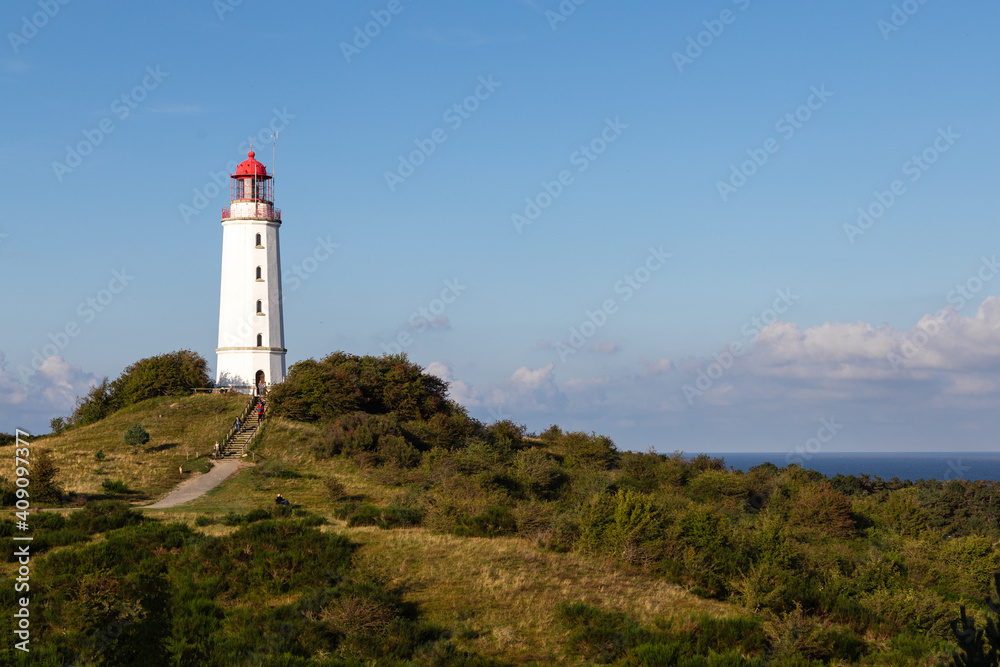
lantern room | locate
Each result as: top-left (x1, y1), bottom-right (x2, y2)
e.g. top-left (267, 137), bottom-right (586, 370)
top-left (231, 150), bottom-right (272, 202)
top-left (222, 149), bottom-right (281, 221)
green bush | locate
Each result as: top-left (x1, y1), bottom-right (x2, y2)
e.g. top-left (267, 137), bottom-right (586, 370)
top-left (563, 431), bottom-right (619, 470)
top-left (101, 478), bottom-right (131, 495)
top-left (67, 350), bottom-right (211, 427)
top-left (31, 448), bottom-right (63, 503)
top-left (123, 423), bottom-right (150, 449)
top-left (579, 489), bottom-right (662, 564)
top-left (453, 506), bottom-right (517, 538)
top-left (346, 504), bottom-right (423, 529)
top-left (323, 477), bottom-right (347, 500)
top-left (66, 500), bottom-right (145, 534)
top-left (268, 352), bottom-right (452, 423)
top-left (251, 461), bottom-right (301, 479)
top-left (514, 448), bottom-right (568, 500)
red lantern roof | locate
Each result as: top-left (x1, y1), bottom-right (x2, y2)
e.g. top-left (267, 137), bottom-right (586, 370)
top-left (232, 150), bottom-right (270, 179)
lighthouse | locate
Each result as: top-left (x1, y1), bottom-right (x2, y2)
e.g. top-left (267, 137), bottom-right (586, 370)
top-left (216, 149), bottom-right (286, 391)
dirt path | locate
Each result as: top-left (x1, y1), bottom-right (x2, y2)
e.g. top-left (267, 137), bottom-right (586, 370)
top-left (143, 460), bottom-right (245, 509)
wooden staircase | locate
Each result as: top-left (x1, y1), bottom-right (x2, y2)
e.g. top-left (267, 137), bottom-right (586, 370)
top-left (220, 395), bottom-right (265, 459)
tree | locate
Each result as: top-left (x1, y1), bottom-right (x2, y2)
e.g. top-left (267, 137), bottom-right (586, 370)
top-left (269, 352), bottom-right (451, 422)
top-left (109, 350), bottom-right (211, 407)
top-left (70, 378), bottom-right (113, 427)
top-left (124, 424), bottom-right (150, 450)
top-left (32, 449), bottom-right (62, 503)
top-left (65, 351), bottom-right (212, 429)
top-left (946, 572), bottom-right (1000, 667)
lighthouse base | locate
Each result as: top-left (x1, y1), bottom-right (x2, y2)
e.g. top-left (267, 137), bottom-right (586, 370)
top-left (216, 348), bottom-right (286, 390)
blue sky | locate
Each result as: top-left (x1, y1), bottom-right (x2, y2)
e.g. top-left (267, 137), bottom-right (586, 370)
top-left (2, 0), bottom-right (999, 454)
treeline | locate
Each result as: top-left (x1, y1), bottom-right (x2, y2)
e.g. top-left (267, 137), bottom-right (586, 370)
top-left (53, 349), bottom-right (211, 432)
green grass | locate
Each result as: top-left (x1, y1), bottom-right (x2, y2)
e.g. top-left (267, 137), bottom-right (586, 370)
top-left (37, 393), bottom-right (247, 502)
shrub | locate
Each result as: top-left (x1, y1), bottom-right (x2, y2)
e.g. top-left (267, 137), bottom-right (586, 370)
top-left (251, 461), bottom-right (301, 479)
top-left (944, 574), bottom-right (1000, 666)
top-left (378, 434), bottom-right (421, 468)
top-left (269, 352), bottom-right (451, 422)
top-left (123, 423), bottom-right (150, 449)
top-left (579, 489), bottom-right (662, 564)
top-left (453, 506), bottom-right (516, 538)
top-left (101, 478), bottom-right (130, 495)
top-left (31, 448), bottom-right (62, 503)
top-left (323, 477), bottom-right (347, 500)
top-left (788, 481), bottom-right (855, 538)
top-left (514, 448), bottom-right (568, 500)
top-left (347, 504), bottom-right (423, 529)
top-left (66, 500), bottom-right (144, 534)
top-left (94, 449), bottom-right (105, 461)
top-left (563, 431), bottom-right (618, 470)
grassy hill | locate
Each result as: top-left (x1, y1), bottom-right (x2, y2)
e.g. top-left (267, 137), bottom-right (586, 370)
top-left (2, 350), bottom-right (997, 664)
top-left (31, 392), bottom-right (246, 500)
top-left (138, 417), bottom-right (740, 663)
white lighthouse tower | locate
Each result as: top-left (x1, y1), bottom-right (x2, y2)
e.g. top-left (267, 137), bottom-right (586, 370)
top-left (216, 149), bottom-right (286, 390)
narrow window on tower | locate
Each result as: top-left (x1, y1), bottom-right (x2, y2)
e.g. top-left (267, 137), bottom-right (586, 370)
top-left (256, 300), bottom-right (263, 315)
top-left (256, 266), bottom-right (263, 281)
top-left (257, 334), bottom-right (263, 347)
top-left (256, 233), bottom-right (263, 248)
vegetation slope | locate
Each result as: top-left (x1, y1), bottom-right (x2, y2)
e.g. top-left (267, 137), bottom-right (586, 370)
top-left (1, 351), bottom-right (998, 665)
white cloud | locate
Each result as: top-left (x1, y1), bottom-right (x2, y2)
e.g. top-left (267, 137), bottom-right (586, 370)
top-left (0, 353), bottom-right (101, 433)
top-left (429, 295), bottom-right (1000, 450)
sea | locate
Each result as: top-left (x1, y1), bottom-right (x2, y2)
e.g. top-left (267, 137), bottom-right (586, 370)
top-left (697, 452), bottom-right (1000, 483)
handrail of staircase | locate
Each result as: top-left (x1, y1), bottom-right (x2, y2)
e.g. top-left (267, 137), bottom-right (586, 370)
top-left (221, 395), bottom-right (257, 454)
top-left (241, 417), bottom-right (265, 458)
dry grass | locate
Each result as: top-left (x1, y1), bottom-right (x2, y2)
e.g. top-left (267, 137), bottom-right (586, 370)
top-left (344, 526), bottom-right (735, 663)
top-left (38, 393), bottom-right (247, 501)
